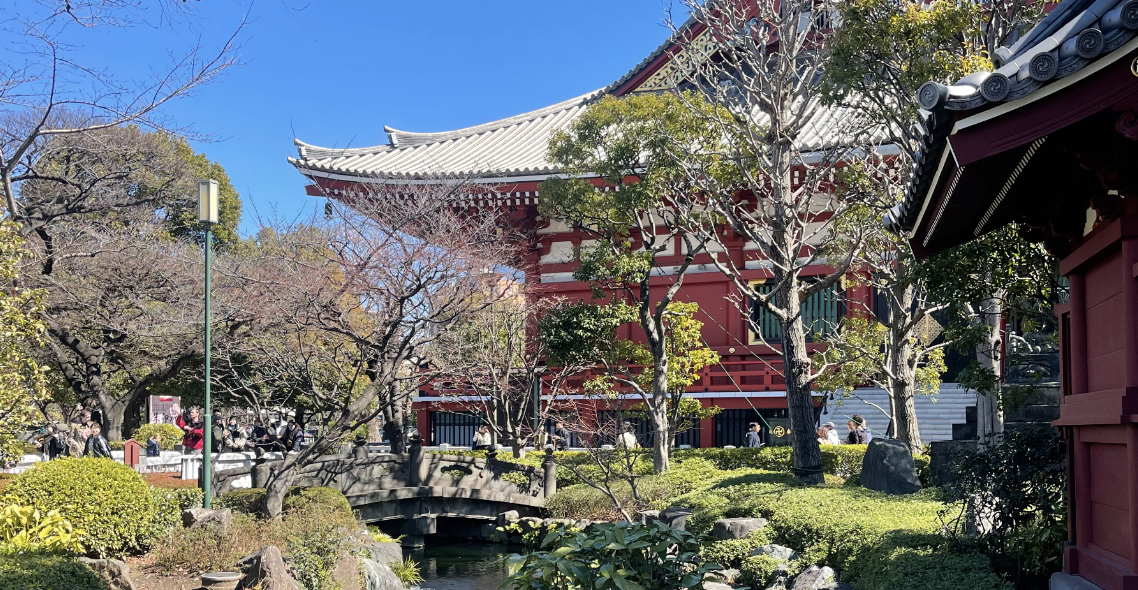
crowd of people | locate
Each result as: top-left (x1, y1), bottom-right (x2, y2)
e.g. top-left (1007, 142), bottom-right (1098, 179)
top-left (23, 405), bottom-right (310, 466)
top-left (167, 405), bottom-right (306, 454)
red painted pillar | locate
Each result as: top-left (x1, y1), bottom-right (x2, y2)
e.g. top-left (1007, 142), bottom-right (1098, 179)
top-left (699, 398), bottom-right (715, 448)
top-left (417, 409), bottom-right (429, 444)
top-left (1069, 273), bottom-right (1088, 395)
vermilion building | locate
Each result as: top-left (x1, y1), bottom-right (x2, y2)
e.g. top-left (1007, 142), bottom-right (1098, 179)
top-left (889, 0), bottom-right (1138, 587)
top-left (290, 14), bottom-right (935, 450)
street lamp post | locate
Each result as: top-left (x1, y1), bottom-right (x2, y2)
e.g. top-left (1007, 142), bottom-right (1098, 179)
top-left (198, 179), bottom-right (219, 508)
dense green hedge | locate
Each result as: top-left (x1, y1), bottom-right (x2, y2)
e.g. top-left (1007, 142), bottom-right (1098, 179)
top-left (0, 551), bottom-right (107, 590)
top-left (672, 472), bottom-right (1009, 590)
top-left (2, 458), bottom-right (159, 558)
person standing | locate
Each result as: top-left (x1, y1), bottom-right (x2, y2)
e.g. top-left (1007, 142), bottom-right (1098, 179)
top-left (282, 420), bottom-right (302, 452)
top-left (745, 422), bottom-right (763, 448)
top-left (42, 425), bottom-right (65, 460)
top-left (846, 415), bottom-right (869, 445)
top-left (471, 425), bottom-right (492, 450)
top-left (174, 406), bottom-right (204, 451)
top-left (84, 423), bottom-right (112, 458)
top-left (823, 422), bottom-right (842, 445)
top-left (616, 422), bottom-right (639, 450)
top-left (211, 410), bottom-right (226, 454)
top-left (146, 433), bottom-right (162, 457)
top-left (551, 421), bottom-right (572, 451)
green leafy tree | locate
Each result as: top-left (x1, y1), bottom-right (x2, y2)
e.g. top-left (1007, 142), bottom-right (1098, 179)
top-left (824, 0), bottom-right (1049, 447)
top-left (540, 92), bottom-right (721, 473)
top-left (0, 221), bottom-right (48, 459)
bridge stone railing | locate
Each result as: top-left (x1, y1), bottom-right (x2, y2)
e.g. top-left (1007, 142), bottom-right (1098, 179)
top-left (196, 440), bottom-right (558, 505)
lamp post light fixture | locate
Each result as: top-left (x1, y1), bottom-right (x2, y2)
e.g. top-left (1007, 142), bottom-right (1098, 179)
top-left (197, 179), bottom-right (218, 508)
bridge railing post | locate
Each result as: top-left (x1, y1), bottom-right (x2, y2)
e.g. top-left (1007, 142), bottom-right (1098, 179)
top-left (543, 447), bottom-right (557, 498)
top-left (409, 433), bottom-right (423, 487)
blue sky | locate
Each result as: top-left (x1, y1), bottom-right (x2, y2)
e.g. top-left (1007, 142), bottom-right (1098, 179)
top-left (41, 1), bottom-right (683, 235)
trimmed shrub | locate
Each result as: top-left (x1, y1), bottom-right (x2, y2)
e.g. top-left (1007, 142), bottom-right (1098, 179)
top-left (0, 551), bottom-right (108, 590)
top-left (3, 458), bottom-right (158, 558)
top-left (131, 423), bottom-right (185, 451)
top-left (282, 487), bottom-right (352, 522)
top-left (216, 488), bottom-right (267, 516)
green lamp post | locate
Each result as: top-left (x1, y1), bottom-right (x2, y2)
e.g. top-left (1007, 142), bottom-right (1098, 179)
top-left (198, 179), bottom-right (218, 508)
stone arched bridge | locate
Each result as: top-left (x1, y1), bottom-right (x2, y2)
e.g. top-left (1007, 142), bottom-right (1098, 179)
top-left (212, 443), bottom-right (555, 544)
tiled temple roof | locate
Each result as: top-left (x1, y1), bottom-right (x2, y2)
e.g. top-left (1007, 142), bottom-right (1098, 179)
top-left (885, 0), bottom-right (1138, 234)
top-left (290, 90), bottom-right (603, 181)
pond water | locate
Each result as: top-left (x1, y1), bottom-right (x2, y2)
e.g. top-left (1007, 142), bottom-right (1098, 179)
top-left (408, 540), bottom-right (515, 590)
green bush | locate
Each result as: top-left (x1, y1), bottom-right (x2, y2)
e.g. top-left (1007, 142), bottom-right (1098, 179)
top-left (131, 424), bottom-right (186, 451)
top-left (504, 521), bottom-right (720, 590)
top-left (739, 554), bottom-right (781, 587)
top-left (700, 533), bottom-right (772, 571)
top-left (282, 487), bottom-right (352, 521)
top-left (3, 458), bottom-right (158, 558)
top-left (216, 486), bottom-right (352, 523)
top-left (0, 551), bottom-right (108, 590)
top-left (107, 441), bottom-right (124, 451)
top-left (216, 488), bottom-right (267, 516)
top-left (149, 487), bottom-right (202, 534)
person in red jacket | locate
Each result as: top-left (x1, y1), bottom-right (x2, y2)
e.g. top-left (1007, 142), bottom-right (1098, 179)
top-left (172, 405), bottom-right (204, 451)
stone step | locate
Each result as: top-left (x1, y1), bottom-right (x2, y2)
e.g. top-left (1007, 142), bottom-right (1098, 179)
top-left (1006, 404), bottom-right (1060, 423)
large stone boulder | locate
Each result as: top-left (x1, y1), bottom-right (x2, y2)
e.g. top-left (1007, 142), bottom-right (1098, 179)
top-left (658, 507), bottom-right (693, 531)
top-left (77, 557), bottom-right (134, 590)
top-left (183, 507), bottom-right (234, 530)
top-left (860, 438), bottom-right (922, 495)
top-left (236, 546), bottom-right (302, 590)
top-left (332, 552), bottom-right (361, 590)
top-left (360, 558), bottom-right (403, 590)
top-left (751, 544), bottom-right (799, 562)
top-left (791, 565), bottom-right (836, 589)
top-left (363, 541), bottom-right (403, 566)
top-left (710, 517), bottom-right (768, 540)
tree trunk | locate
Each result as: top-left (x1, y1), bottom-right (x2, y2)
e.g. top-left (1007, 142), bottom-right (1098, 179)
top-left (782, 310), bottom-right (824, 485)
top-left (976, 295), bottom-right (1005, 448)
top-left (264, 459), bottom-right (298, 518)
top-left (511, 443), bottom-right (526, 459)
top-left (889, 330), bottom-right (922, 453)
top-left (100, 399), bottom-right (127, 441)
top-left (650, 399), bottom-right (670, 473)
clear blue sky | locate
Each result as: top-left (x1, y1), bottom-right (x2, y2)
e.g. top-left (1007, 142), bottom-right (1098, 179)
top-left (52, 1), bottom-right (683, 235)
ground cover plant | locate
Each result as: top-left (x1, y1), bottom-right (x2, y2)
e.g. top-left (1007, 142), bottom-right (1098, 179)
top-left (546, 454), bottom-right (1007, 590)
top-left (505, 520), bottom-right (721, 590)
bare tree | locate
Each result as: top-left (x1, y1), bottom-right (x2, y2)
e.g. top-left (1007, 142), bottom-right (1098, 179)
top-left (0, 2), bottom-right (241, 436)
top-left (248, 186), bottom-right (510, 517)
top-left (665, 0), bottom-right (871, 484)
top-left (430, 294), bottom-right (584, 458)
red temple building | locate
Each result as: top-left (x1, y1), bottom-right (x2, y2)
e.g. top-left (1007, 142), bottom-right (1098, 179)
top-left (889, 0), bottom-right (1138, 587)
top-left (290, 11), bottom-right (975, 450)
